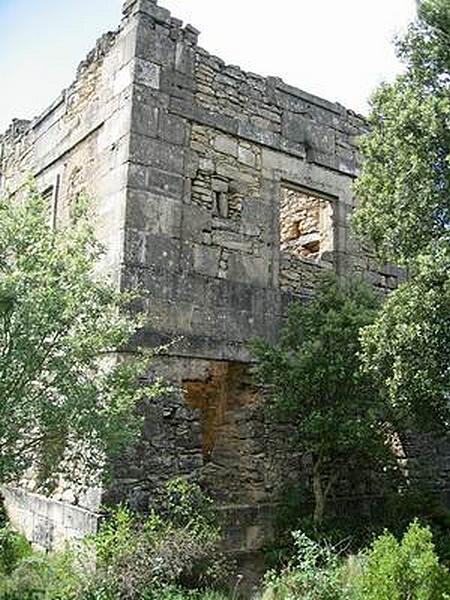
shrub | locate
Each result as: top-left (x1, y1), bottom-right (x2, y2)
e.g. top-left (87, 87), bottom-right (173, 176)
top-left (149, 478), bottom-right (217, 532)
top-left (91, 506), bottom-right (216, 597)
top-left (353, 520), bottom-right (450, 600)
top-left (262, 521), bottom-right (450, 600)
top-left (141, 589), bottom-right (229, 600)
top-left (0, 549), bottom-right (88, 600)
top-left (90, 480), bottom-right (226, 597)
top-left (0, 525), bottom-right (32, 576)
top-left (262, 531), bottom-right (350, 600)
top-left (267, 478), bottom-right (450, 573)
top-left (0, 480), bottom-right (230, 600)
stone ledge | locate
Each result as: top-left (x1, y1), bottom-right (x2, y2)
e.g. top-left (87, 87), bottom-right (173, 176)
top-left (2, 486), bottom-right (99, 550)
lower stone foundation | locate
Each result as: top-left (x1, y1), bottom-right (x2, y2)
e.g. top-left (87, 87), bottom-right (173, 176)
top-left (2, 486), bottom-right (98, 551)
top-left (106, 355), bottom-right (302, 554)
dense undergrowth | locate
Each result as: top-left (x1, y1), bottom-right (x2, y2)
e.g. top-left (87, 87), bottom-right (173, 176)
top-left (2, 480), bottom-right (450, 599)
top-left (262, 521), bottom-right (450, 600)
top-left (0, 479), bottom-right (232, 600)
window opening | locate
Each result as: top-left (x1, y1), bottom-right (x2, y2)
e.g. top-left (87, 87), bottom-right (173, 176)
top-left (280, 186), bottom-right (333, 260)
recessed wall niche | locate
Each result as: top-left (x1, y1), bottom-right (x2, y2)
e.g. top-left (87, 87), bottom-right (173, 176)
top-left (279, 186), bottom-right (334, 294)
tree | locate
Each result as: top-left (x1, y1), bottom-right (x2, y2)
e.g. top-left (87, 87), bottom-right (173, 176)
top-left (361, 251), bottom-right (450, 433)
top-left (353, 0), bottom-right (449, 264)
top-left (0, 187), bottom-right (159, 487)
top-left (250, 275), bottom-right (390, 526)
top-left (353, 0), bottom-right (450, 431)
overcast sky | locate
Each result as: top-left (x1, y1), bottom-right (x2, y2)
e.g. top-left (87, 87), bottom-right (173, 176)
top-left (0, 0), bottom-right (417, 133)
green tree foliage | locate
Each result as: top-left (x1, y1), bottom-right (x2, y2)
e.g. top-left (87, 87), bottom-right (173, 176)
top-left (353, 0), bottom-right (450, 430)
top-left (0, 187), bottom-right (160, 486)
top-left (250, 274), bottom-right (390, 526)
top-left (353, 520), bottom-right (450, 600)
top-left (353, 0), bottom-right (449, 264)
top-left (361, 251), bottom-right (450, 431)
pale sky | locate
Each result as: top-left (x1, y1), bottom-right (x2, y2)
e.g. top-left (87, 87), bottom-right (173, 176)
top-left (0, 0), bottom-right (417, 133)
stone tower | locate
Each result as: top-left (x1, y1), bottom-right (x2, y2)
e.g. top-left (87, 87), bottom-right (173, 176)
top-left (0, 0), bottom-right (402, 563)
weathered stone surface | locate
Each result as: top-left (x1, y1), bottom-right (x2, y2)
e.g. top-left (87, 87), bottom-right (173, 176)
top-left (131, 102), bottom-right (159, 137)
top-left (2, 487), bottom-right (98, 551)
top-left (192, 244), bottom-right (220, 277)
top-left (0, 0), bottom-right (410, 560)
top-left (214, 135), bottom-right (238, 157)
top-left (126, 189), bottom-right (182, 237)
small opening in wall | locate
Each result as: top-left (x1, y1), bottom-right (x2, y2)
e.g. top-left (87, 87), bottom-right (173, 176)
top-left (280, 185), bottom-right (334, 260)
top-left (42, 175), bottom-right (60, 230)
top-left (42, 185), bottom-right (54, 205)
top-left (212, 190), bottom-right (229, 219)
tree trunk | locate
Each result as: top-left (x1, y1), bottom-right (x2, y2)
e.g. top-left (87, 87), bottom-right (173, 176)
top-left (312, 459), bottom-right (325, 527)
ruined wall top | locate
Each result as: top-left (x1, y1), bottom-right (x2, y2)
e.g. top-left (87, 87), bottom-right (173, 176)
top-left (0, 0), bottom-right (366, 171)
top-left (1, 31), bottom-right (116, 150)
top-left (122, 0), bottom-right (200, 44)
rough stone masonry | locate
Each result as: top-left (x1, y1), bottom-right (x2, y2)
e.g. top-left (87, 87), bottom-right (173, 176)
top-left (0, 0), bottom-right (409, 563)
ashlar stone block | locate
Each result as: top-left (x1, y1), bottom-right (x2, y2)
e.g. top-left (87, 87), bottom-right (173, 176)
top-left (214, 135), bottom-right (238, 157)
top-left (135, 57), bottom-right (161, 89)
top-left (193, 245), bottom-right (221, 277)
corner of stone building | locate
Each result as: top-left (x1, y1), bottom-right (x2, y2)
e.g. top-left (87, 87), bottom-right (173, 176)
top-left (119, 0), bottom-right (205, 290)
top-left (1, 0), bottom-right (415, 565)
top-left (122, 0), bottom-right (200, 42)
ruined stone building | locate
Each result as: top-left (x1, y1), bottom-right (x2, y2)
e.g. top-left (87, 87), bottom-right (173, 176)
top-left (0, 0), bottom-right (405, 563)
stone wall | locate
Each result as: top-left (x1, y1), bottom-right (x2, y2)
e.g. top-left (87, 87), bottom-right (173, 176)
top-left (114, 0), bottom-right (405, 556)
top-left (0, 20), bottom-right (137, 274)
top-left (105, 355), bottom-right (301, 556)
top-left (0, 0), bottom-right (405, 555)
top-left (2, 487), bottom-right (97, 551)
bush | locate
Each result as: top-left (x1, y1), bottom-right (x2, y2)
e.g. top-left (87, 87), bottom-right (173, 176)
top-left (142, 588), bottom-right (228, 600)
top-left (0, 525), bottom-right (32, 576)
top-left (267, 478), bottom-right (450, 573)
top-left (262, 521), bottom-right (450, 600)
top-left (0, 552), bottom-right (75, 599)
top-left (149, 478), bottom-right (217, 531)
top-left (91, 506), bottom-right (219, 597)
top-left (353, 520), bottom-right (450, 600)
top-left (0, 544), bottom-right (95, 600)
top-left (90, 479), bottom-right (228, 597)
top-left (262, 531), bottom-right (350, 600)
top-left (0, 479), bottom-right (230, 600)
